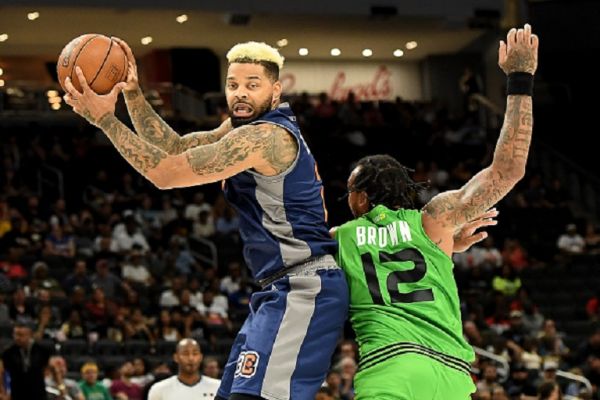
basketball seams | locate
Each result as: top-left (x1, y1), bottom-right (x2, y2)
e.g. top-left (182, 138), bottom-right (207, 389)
top-left (89, 37), bottom-right (113, 87)
top-left (67, 34), bottom-right (100, 91)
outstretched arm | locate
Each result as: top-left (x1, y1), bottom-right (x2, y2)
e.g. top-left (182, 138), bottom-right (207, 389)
top-left (423, 24), bottom-right (538, 254)
top-left (114, 37), bottom-right (233, 154)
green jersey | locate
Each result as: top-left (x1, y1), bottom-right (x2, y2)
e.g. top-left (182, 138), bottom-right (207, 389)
top-left (335, 205), bottom-right (474, 373)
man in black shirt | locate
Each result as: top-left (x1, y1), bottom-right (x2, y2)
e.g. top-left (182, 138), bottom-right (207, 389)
top-left (0, 322), bottom-right (51, 399)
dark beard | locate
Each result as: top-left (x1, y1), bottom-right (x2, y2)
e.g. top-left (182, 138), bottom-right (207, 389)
top-left (229, 96), bottom-right (273, 128)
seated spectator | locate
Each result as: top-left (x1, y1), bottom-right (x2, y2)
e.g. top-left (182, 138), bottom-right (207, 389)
top-left (520, 337), bottom-right (543, 371)
top-left (192, 209), bottom-right (215, 239)
top-left (121, 248), bottom-right (153, 287)
top-left (325, 370), bottom-right (348, 400)
top-left (130, 357), bottom-right (154, 388)
top-left (0, 247), bottom-right (28, 281)
top-left (155, 309), bottom-right (181, 342)
top-left (587, 291), bottom-right (600, 322)
top-left (45, 355), bottom-right (84, 400)
top-left (537, 319), bottom-right (569, 359)
top-left (228, 279), bottom-right (254, 311)
top-left (492, 265), bottom-right (522, 297)
top-left (215, 206), bottom-right (239, 237)
top-left (584, 221), bottom-right (600, 255)
top-left (505, 362), bottom-right (537, 398)
top-left (9, 286), bottom-right (35, 323)
top-left (79, 361), bottom-right (112, 400)
top-left (220, 261), bottom-right (242, 296)
top-left (30, 262), bottom-right (65, 297)
top-left (34, 304), bottom-right (61, 340)
top-left (159, 276), bottom-right (184, 308)
top-left (110, 361), bottom-right (143, 400)
top-left (202, 356), bottom-right (221, 380)
top-left (573, 330), bottom-right (600, 367)
top-left (196, 288), bottom-right (231, 333)
top-left (44, 223), bottom-right (76, 259)
top-left (537, 380), bottom-right (562, 400)
top-left (124, 308), bottom-right (155, 343)
top-left (112, 213), bottom-right (150, 254)
top-left (502, 239), bottom-right (530, 271)
top-left (86, 287), bottom-right (115, 336)
top-left (63, 259), bottom-right (93, 294)
top-left (557, 223), bottom-right (585, 256)
top-left (184, 192), bottom-right (210, 221)
top-left (59, 309), bottom-right (87, 341)
top-left (92, 259), bottom-right (125, 300)
top-left (476, 364), bottom-right (503, 394)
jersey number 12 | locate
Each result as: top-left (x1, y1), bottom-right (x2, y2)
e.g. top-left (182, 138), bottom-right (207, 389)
top-left (361, 248), bottom-right (434, 304)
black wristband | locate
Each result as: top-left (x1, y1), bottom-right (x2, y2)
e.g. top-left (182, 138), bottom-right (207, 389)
top-left (506, 72), bottom-right (534, 96)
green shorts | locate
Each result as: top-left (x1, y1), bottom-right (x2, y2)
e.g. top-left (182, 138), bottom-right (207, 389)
top-left (354, 352), bottom-right (476, 400)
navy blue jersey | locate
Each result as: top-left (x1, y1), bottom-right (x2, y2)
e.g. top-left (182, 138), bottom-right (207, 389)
top-left (223, 103), bottom-right (337, 280)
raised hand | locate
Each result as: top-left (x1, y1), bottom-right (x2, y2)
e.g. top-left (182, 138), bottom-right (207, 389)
top-left (453, 208), bottom-right (499, 253)
top-left (499, 23), bottom-right (539, 75)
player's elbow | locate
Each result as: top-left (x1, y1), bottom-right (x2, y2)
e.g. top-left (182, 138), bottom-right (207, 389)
top-left (491, 162), bottom-right (526, 183)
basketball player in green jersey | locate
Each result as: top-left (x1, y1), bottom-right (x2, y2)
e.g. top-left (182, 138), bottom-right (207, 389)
top-left (334, 24), bottom-right (538, 399)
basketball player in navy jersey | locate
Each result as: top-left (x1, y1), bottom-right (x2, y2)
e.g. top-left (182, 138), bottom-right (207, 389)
top-left (63, 41), bottom-right (348, 400)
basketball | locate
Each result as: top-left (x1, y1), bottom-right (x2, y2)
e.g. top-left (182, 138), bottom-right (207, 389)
top-left (57, 34), bottom-right (127, 95)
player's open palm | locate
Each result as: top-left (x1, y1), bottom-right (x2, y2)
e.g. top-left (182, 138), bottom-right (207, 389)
top-left (499, 23), bottom-right (539, 75)
top-left (112, 37), bottom-right (139, 91)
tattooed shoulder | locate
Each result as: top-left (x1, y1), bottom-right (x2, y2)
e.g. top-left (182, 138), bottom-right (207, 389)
top-left (262, 124), bottom-right (298, 174)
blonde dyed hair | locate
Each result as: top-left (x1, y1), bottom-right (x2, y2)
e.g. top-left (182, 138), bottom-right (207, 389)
top-left (226, 41), bottom-right (285, 69)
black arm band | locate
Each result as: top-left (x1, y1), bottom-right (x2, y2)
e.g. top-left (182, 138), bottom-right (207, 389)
top-left (506, 72), bottom-right (534, 96)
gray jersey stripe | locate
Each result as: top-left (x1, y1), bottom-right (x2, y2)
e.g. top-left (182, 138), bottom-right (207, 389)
top-left (261, 275), bottom-right (321, 400)
top-left (254, 179), bottom-right (312, 266)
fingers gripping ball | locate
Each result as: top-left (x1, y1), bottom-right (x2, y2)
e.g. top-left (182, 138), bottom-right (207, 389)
top-left (57, 34), bottom-right (127, 95)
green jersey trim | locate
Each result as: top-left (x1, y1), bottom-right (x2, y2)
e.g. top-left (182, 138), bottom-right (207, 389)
top-left (359, 341), bottom-right (471, 376)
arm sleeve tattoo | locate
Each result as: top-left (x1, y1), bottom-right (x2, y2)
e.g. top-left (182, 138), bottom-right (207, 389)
top-left (423, 95), bottom-right (533, 228)
top-left (123, 87), bottom-right (232, 155)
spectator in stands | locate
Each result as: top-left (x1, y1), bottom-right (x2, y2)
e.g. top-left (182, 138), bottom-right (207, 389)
top-left (537, 380), bottom-right (562, 400)
top-left (315, 387), bottom-right (335, 400)
top-left (64, 259), bottom-right (93, 294)
top-left (325, 370), bottom-right (347, 400)
top-left (196, 288), bottom-right (231, 335)
top-left (110, 361), bottom-right (142, 400)
top-left (220, 261), bottom-right (242, 296)
top-left (124, 308), bottom-right (154, 343)
top-left (541, 359), bottom-right (559, 385)
top-left (503, 310), bottom-right (528, 347)
top-left (583, 355), bottom-right (600, 398)
top-left (94, 224), bottom-right (119, 254)
top-left (9, 287), bottom-right (35, 323)
top-left (78, 361), bottom-right (112, 400)
top-left (192, 209), bottom-right (215, 240)
top-left (584, 221), bottom-right (600, 255)
top-left (86, 287), bottom-right (115, 337)
top-left (184, 193), bottom-right (210, 221)
top-left (45, 355), bottom-right (84, 400)
top-left (44, 223), bottom-right (76, 259)
top-left (155, 309), bottom-right (181, 342)
top-left (159, 276), bottom-right (184, 308)
top-left (202, 356), bottom-right (221, 379)
top-left (121, 248), bottom-right (152, 287)
top-left (586, 290), bottom-right (600, 322)
top-left (573, 330), bottom-right (600, 366)
top-left (1, 322), bottom-right (51, 400)
top-left (336, 356), bottom-right (356, 400)
top-left (34, 304), bottom-right (60, 340)
top-left (493, 265), bottom-right (522, 297)
top-left (31, 262), bottom-right (64, 297)
top-left (112, 213), bottom-right (150, 254)
top-left (537, 319), bottom-right (569, 360)
top-left (0, 247), bottom-right (28, 282)
top-left (91, 259), bottom-right (125, 300)
top-left (520, 337), bottom-right (543, 371)
top-left (476, 364), bottom-right (503, 395)
top-left (214, 206), bottom-right (239, 237)
top-left (557, 223), bottom-right (585, 256)
top-left (130, 358), bottom-right (153, 388)
top-left (59, 309), bottom-right (86, 341)
top-left (521, 301), bottom-right (545, 336)
top-left (505, 362), bottom-right (537, 398)
top-left (502, 239), bottom-right (530, 271)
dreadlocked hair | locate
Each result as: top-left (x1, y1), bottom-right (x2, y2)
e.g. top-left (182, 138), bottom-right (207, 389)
top-left (353, 154), bottom-right (425, 210)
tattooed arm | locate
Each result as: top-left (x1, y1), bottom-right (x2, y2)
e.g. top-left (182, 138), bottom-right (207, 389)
top-left (111, 37), bottom-right (232, 154)
top-left (123, 87), bottom-right (233, 154)
top-left (96, 113), bottom-right (297, 189)
top-left (422, 24), bottom-right (539, 256)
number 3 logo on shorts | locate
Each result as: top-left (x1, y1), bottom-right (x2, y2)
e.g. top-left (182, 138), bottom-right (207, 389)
top-left (234, 351), bottom-right (260, 378)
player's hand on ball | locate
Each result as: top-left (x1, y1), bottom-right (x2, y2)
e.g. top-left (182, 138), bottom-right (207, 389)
top-left (498, 23), bottom-right (539, 75)
top-left (112, 37), bottom-right (139, 92)
top-left (452, 208), bottom-right (499, 253)
top-left (63, 66), bottom-right (127, 126)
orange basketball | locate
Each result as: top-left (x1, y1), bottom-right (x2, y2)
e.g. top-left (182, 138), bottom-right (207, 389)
top-left (57, 34), bottom-right (127, 95)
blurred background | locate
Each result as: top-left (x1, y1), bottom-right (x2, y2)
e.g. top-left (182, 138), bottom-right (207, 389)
top-left (1, 0), bottom-right (600, 399)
